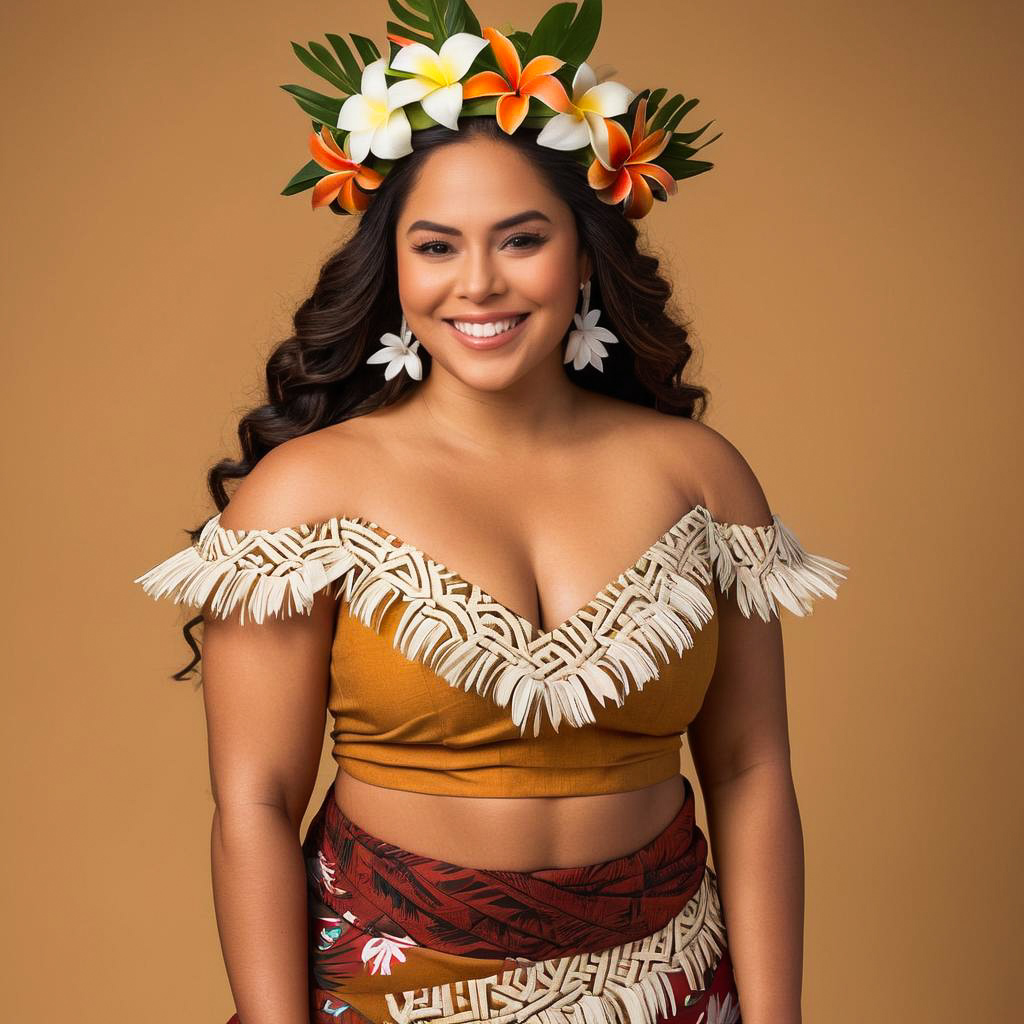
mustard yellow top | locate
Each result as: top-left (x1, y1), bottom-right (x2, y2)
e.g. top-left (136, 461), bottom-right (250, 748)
top-left (134, 504), bottom-right (848, 798)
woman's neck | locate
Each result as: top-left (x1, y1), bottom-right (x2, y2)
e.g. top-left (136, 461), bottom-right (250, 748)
top-left (413, 360), bottom-right (587, 456)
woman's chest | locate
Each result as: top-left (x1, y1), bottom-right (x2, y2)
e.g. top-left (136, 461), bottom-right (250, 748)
top-left (327, 519), bottom-right (722, 745)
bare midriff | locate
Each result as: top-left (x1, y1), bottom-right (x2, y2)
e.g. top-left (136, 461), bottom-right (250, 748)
top-left (332, 767), bottom-right (687, 872)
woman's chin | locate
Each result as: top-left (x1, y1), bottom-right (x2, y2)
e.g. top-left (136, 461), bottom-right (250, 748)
top-left (430, 349), bottom-right (543, 393)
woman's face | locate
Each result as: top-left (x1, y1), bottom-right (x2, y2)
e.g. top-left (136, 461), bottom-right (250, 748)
top-left (393, 136), bottom-right (591, 392)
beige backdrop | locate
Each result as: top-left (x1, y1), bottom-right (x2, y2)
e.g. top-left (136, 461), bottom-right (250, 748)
top-left (3, 1), bottom-right (1020, 1020)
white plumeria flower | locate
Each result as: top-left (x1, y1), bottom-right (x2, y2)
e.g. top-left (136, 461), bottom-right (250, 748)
top-left (366, 316), bottom-right (423, 380)
top-left (360, 931), bottom-right (417, 975)
top-left (337, 58), bottom-right (415, 163)
top-left (535, 61), bottom-right (635, 169)
top-left (387, 33), bottom-right (490, 130)
top-left (564, 279), bottom-right (618, 371)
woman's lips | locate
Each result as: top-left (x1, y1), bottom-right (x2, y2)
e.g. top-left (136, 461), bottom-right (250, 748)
top-left (445, 313), bottom-right (530, 351)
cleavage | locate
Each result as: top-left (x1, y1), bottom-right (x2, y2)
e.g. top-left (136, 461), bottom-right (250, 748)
top-left (369, 514), bottom-right (621, 636)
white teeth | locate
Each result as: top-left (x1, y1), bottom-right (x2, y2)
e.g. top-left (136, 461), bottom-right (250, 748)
top-left (451, 315), bottom-right (525, 338)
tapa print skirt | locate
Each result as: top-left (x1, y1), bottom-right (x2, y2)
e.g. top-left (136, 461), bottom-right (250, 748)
top-left (226, 775), bottom-right (741, 1024)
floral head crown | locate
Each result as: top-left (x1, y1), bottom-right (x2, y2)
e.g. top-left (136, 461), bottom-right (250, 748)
top-left (281, 0), bottom-right (720, 221)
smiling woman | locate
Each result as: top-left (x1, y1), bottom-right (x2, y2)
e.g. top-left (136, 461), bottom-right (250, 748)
top-left (395, 148), bottom-right (593, 380)
top-left (132, 2), bottom-right (849, 1023)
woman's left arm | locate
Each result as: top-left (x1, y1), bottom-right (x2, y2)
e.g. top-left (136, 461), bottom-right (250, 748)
top-left (682, 423), bottom-right (807, 1024)
top-left (688, 602), bottom-right (804, 1024)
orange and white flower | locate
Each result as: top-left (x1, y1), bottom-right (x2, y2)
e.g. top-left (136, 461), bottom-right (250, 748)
top-left (462, 27), bottom-right (572, 134)
top-left (585, 95), bottom-right (677, 219)
top-left (535, 61), bottom-right (635, 168)
top-left (308, 126), bottom-right (384, 213)
top-left (336, 58), bottom-right (416, 163)
top-left (387, 33), bottom-right (491, 130)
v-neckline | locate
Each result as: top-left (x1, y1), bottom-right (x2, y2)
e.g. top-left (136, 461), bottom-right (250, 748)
top-left (331, 502), bottom-right (713, 646)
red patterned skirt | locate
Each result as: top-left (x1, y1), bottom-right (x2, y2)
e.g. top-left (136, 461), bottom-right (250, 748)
top-left (226, 774), bottom-right (741, 1024)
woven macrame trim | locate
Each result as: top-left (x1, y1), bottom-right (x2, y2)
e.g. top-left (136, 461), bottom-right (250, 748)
top-left (709, 516), bottom-right (849, 621)
top-left (382, 867), bottom-right (728, 1024)
top-left (336, 506), bottom-right (720, 738)
top-left (133, 506), bottom-right (848, 733)
top-left (132, 515), bottom-right (358, 625)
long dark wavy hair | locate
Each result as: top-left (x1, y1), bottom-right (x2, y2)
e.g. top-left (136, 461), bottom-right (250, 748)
top-left (168, 115), bottom-right (709, 680)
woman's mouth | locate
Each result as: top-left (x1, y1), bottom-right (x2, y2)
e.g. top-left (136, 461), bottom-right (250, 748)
top-left (444, 313), bottom-right (530, 350)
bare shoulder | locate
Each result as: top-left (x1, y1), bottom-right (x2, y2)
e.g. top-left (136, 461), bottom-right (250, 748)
top-left (655, 416), bottom-right (773, 528)
top-left (577, 398), bottom-right (770, 524)
top-left (217, 419), bottom-right (383, 531)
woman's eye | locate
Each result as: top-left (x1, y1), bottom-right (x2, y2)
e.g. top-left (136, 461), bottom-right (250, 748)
top-left (415, 240), bottom-right (451, 255)
top-left (413, 233), bottom-right (546, 256)
top-left (505, 232), bottom-right (544, 249)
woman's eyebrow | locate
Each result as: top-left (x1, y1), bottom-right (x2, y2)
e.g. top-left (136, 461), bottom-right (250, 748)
top-left (406, 209), bottom-right (552, 236)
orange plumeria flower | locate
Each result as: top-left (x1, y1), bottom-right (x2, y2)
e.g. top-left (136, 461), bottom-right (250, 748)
top-left (308, 125), bottom-right (384, 213)
top-left (462, 27), bottom-right (572, 134)
top-left (586, 96), bottom-right (678, 219)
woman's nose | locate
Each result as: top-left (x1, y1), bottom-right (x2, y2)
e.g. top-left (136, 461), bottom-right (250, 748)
top-left (456, 246), bottom-right (505, 302)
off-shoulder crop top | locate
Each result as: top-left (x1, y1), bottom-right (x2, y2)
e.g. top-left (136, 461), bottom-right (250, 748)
top-left (134, 504), bottom-right (848, 798)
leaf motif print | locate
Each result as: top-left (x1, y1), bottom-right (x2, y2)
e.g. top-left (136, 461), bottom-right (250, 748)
top-left (316, 849), bottom-right (350, 898)
top-left (360, 931), bottom-right (419, 975)
top-left (699, 989), bottom-right (741, 1024)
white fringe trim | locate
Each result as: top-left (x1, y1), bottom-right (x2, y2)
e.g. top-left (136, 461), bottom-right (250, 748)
top-left (708, 515), bottom-right (849, 621)
top-left (335, 507), bottom-right (718, 738)
top-left (381, 868), bottom-right (728, 1024)
top-left (133, 506), bottom-right (848, 730)
top-left (132, 513), bottom-right (358, 625)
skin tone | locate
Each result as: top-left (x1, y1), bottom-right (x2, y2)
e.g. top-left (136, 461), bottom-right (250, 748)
top-left (204, 133), bottom-right (805, 1023)
top-left (395, 136), bottom-right (592, 448)
top-left (332, 136), bottom-right (690, 867)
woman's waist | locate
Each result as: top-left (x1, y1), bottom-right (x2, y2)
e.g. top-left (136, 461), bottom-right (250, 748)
top-left (331, 767), bottom-right (691, 871)
top-left (308, 770), bottom-right (714, 965)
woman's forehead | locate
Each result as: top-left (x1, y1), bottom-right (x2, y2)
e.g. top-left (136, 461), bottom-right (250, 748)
top-left (400, 144), bottom-right (565, 228)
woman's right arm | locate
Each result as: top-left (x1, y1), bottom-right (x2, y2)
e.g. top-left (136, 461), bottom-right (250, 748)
top-left (199, 447), bottom-right (342, 1024)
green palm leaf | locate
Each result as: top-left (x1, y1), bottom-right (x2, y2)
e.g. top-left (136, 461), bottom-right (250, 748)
top-left (306, 41), bottom-right (353, 92)
top-left (388, 0), bottom-right (432, 34)
top-left (350, 34), bottom-right (382, 64)
top-left (386, 0), bottom-right (483, 49)
top-left (523, 2), bottom-right (576, 63)
top-left (323, 33), bottom-right (363, 90)
top-left (649, 93), bottom-right (685, 132)
top-left (386, 20), bottom-right (433, 48)
top-left (643, 87), bottom-right (667, 120)
top-left (280, 83), bottom-right (342, 124)
top-left (280, 159), bottom-right (326, 197)
top-left (290, 42), bottom-right (350, 94)
top-left (558, 0), bottom-right (602, 66)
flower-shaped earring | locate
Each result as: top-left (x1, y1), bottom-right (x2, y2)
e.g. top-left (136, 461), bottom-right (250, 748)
top-left (564, 279), bottom-right (619, 372)
top-left (366, 314), bottom-right (423, 380)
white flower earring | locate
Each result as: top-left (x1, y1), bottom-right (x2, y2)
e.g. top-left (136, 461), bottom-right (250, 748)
top-left (564, 279), bottom-right (619, 372)
top-left (366, 313), bottom-right (423, 381)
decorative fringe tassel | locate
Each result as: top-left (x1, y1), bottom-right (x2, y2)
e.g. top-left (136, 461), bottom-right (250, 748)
top-left (708, 515), bottom-right (849, 621)
top-left (382, 869), bottom-right (728, 1024)
top-left (133, 507), bottom-right (849, 729)
top-left (132, 513), bottom-right (359, 625)
top-left (337, 532), bottom-right (718, 737)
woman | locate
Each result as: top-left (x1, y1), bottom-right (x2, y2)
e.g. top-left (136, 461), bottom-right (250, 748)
top-left (135, 4), bottom-right (848, 1023)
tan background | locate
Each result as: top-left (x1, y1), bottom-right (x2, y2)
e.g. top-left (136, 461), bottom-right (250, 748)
top-left (3, 1), bottom-right (1020, 1020)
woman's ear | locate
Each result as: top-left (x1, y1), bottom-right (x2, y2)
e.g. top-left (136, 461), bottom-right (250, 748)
top-left (577, 247), bottom-right (592, 286)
